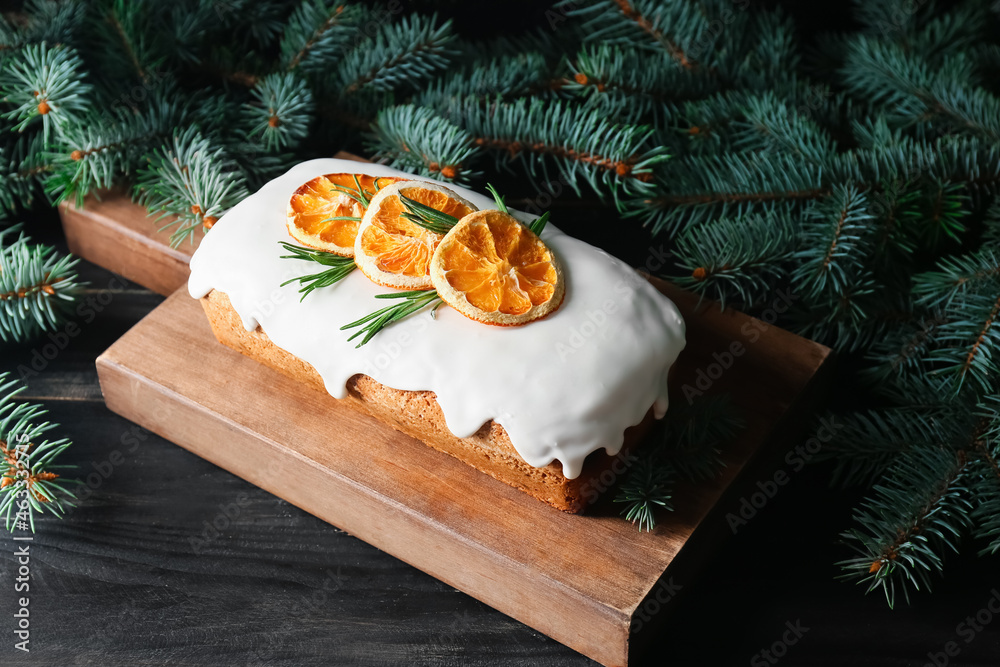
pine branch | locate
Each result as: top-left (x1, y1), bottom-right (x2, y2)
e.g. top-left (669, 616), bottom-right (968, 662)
top-left (631, 152), bottom-right (833, 234)
top-left (241, 72), bottom-right (314, 152)
top-left (561, 0), bottom-right (704, 70)
top-left (337, 13), bottom-right (455, 96)
top-left (614, 453), bottom-right (673, 532)
top-left (0, 226), bottom-right (82, 344)
top-left (792, 184), bottom-right (874, 301)
top-left (926, 291), bottom-right (1000, 394)
top-left (413, 51), bottom-right (554, 109)
top-left (134, 127), bottom-right (248, 247)
top-left (366, 104), bottom-right (482, 186)
top-left (443, 97), bottom-right (668, 205)
top-left (0, 41), bottom-right (91, 142)
top-left (0, 373), bottom-right (77, 532)
top-left (280, 0), bottom-right (365, 74)
top-left (839, 445), bottom-right (974, 608)
top-left (660, 394), bottom-right (741, 482)
top-left (672, 213), bottom-right (796, 309)
top-left (45, 96), bottom-right (178, 206)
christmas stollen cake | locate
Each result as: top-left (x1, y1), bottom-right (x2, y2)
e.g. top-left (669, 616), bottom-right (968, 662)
top-left (187, 158), bottom-right (686, 512)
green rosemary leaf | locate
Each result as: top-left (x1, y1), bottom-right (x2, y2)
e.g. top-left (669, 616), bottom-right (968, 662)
top-left (279, 242), bottom-right (357, 299)
top-left (399, 194), bottom-right (459, 234)
top-left (351, 174), bottom-right (369, 206)
top-left (486, 183), bottom-right (508, 213)
top-left (529, 211), bottom-right (550, 236)
top-left (327, 174), bottom-right (371, 207)
top-left (341, 288), bottom-right (442, 347)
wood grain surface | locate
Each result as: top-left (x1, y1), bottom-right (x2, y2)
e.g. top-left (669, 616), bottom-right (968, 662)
top-left (59, 188), bottom-right (198, 297)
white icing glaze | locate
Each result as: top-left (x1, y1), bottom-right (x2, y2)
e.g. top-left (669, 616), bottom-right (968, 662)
top-left (188, 158), bottom-right (686, 479)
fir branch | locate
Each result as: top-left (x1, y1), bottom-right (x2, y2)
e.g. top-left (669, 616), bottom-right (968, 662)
top-left (0, 41), bottom-right (91, 142)
top-left (0, 132), bottom-right (50, 215)
top-left (913, 247), bottom-right (1000, 307)
top-left (337, 13), bottom-right (455, 96)
top-left (839, 445), bottom-right (974, 608)
top-left (241, 72), bottom-right (314, 152)
top-left (85, 0), bottom-right (170, 85)
top-left (0, 226), bottom-right (82, 344)
top-left (444, 97), bottom-right (668, 205)
top-left (340, 289), bottom-right (442, 347)
top-left (45, 92), bottom-right (180, 206)
top-left (863, 309), bottom-right (945, 384)
top-left (0, 0), bottom-right (85, 52)
top-left (927, 291), bottom-right (1000, 394)
top-left (562, 0), bottom-right (702, 70)
top-left (792, 185), bottom-right (874, 301)
top-left (279, 242), bottom-right (356, 299)
top-left (134, 127), bottom-right (248, 247)
top-left (366, 105), bottom-right (482, 186)
top-left (0, 373), bottom-right (78, 532)
top-left (280, 0), bottom-right (365, 74)
top-left (840, 35), bottom-right (1000, 141)
top-left (413, 51), bottom-right (553, 109)
top-left (565, 44), bottom-right (713, 117)
top-left (972, 397), bottom-right (1000, 555)
top-left (661, 394), bottom-right (741, 482)
top-left (672, 213), bottom-right (797, 309)
top-left (631, 152), bottom-right (832, 234)
top-left (813, 406), bottom-right (950, 487)
top-left (898, 181), bottom-right (969, 246)
top-left (614, 454), bottom-right (673, 532)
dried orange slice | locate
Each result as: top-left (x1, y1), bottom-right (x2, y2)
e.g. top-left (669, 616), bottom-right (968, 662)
top-left (287, 173), bottom-right (400, 256)
top-left (355, 180), bottom-right (476, 290)
top-left (430, 209), bottom-right (565, 326)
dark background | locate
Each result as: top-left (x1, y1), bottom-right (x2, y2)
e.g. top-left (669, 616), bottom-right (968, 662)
top-left (2, 1), bottom-right (999, 666)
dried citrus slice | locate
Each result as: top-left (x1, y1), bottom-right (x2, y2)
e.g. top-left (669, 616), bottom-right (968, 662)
top-left (355, 180), bottom-right (476, 290)
top-left (286, 173), bottom-right (400, 256)
top-left (430, 209), bottom-right (565, 326)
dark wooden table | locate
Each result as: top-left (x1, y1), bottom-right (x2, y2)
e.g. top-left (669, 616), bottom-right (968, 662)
top-left (2, 218), bottom-right (999, 667)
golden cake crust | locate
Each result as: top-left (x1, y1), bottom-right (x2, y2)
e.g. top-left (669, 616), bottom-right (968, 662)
top-left (199, 289), bottom-right (654, 512)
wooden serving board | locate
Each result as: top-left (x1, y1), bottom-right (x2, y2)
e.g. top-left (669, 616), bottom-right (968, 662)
top-left (96, 283), bottom-right (832, 667)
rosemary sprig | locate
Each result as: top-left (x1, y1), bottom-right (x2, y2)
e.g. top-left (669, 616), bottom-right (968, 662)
top-left (486, 182), bottom-right (550, 236)
top-left (340, 289), bottom-right (443, 347)
top-left (399, 194), bottom-right (459, 234)
top-left (486, 183), bottom-right (508, 212)
top-left (529, 211), bottom-right (550, 236)
top-left (279, 242), bottom-right (356, 299)
top-left (329, 174), bottom-right (372, 207)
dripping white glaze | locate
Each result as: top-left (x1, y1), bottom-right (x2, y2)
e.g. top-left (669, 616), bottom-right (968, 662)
top-left (188, 158), bottom-right (686, 479)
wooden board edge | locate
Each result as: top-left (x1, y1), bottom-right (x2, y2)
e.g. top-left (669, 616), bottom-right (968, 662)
top-left (59, 196), bottom-right (192, 296)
